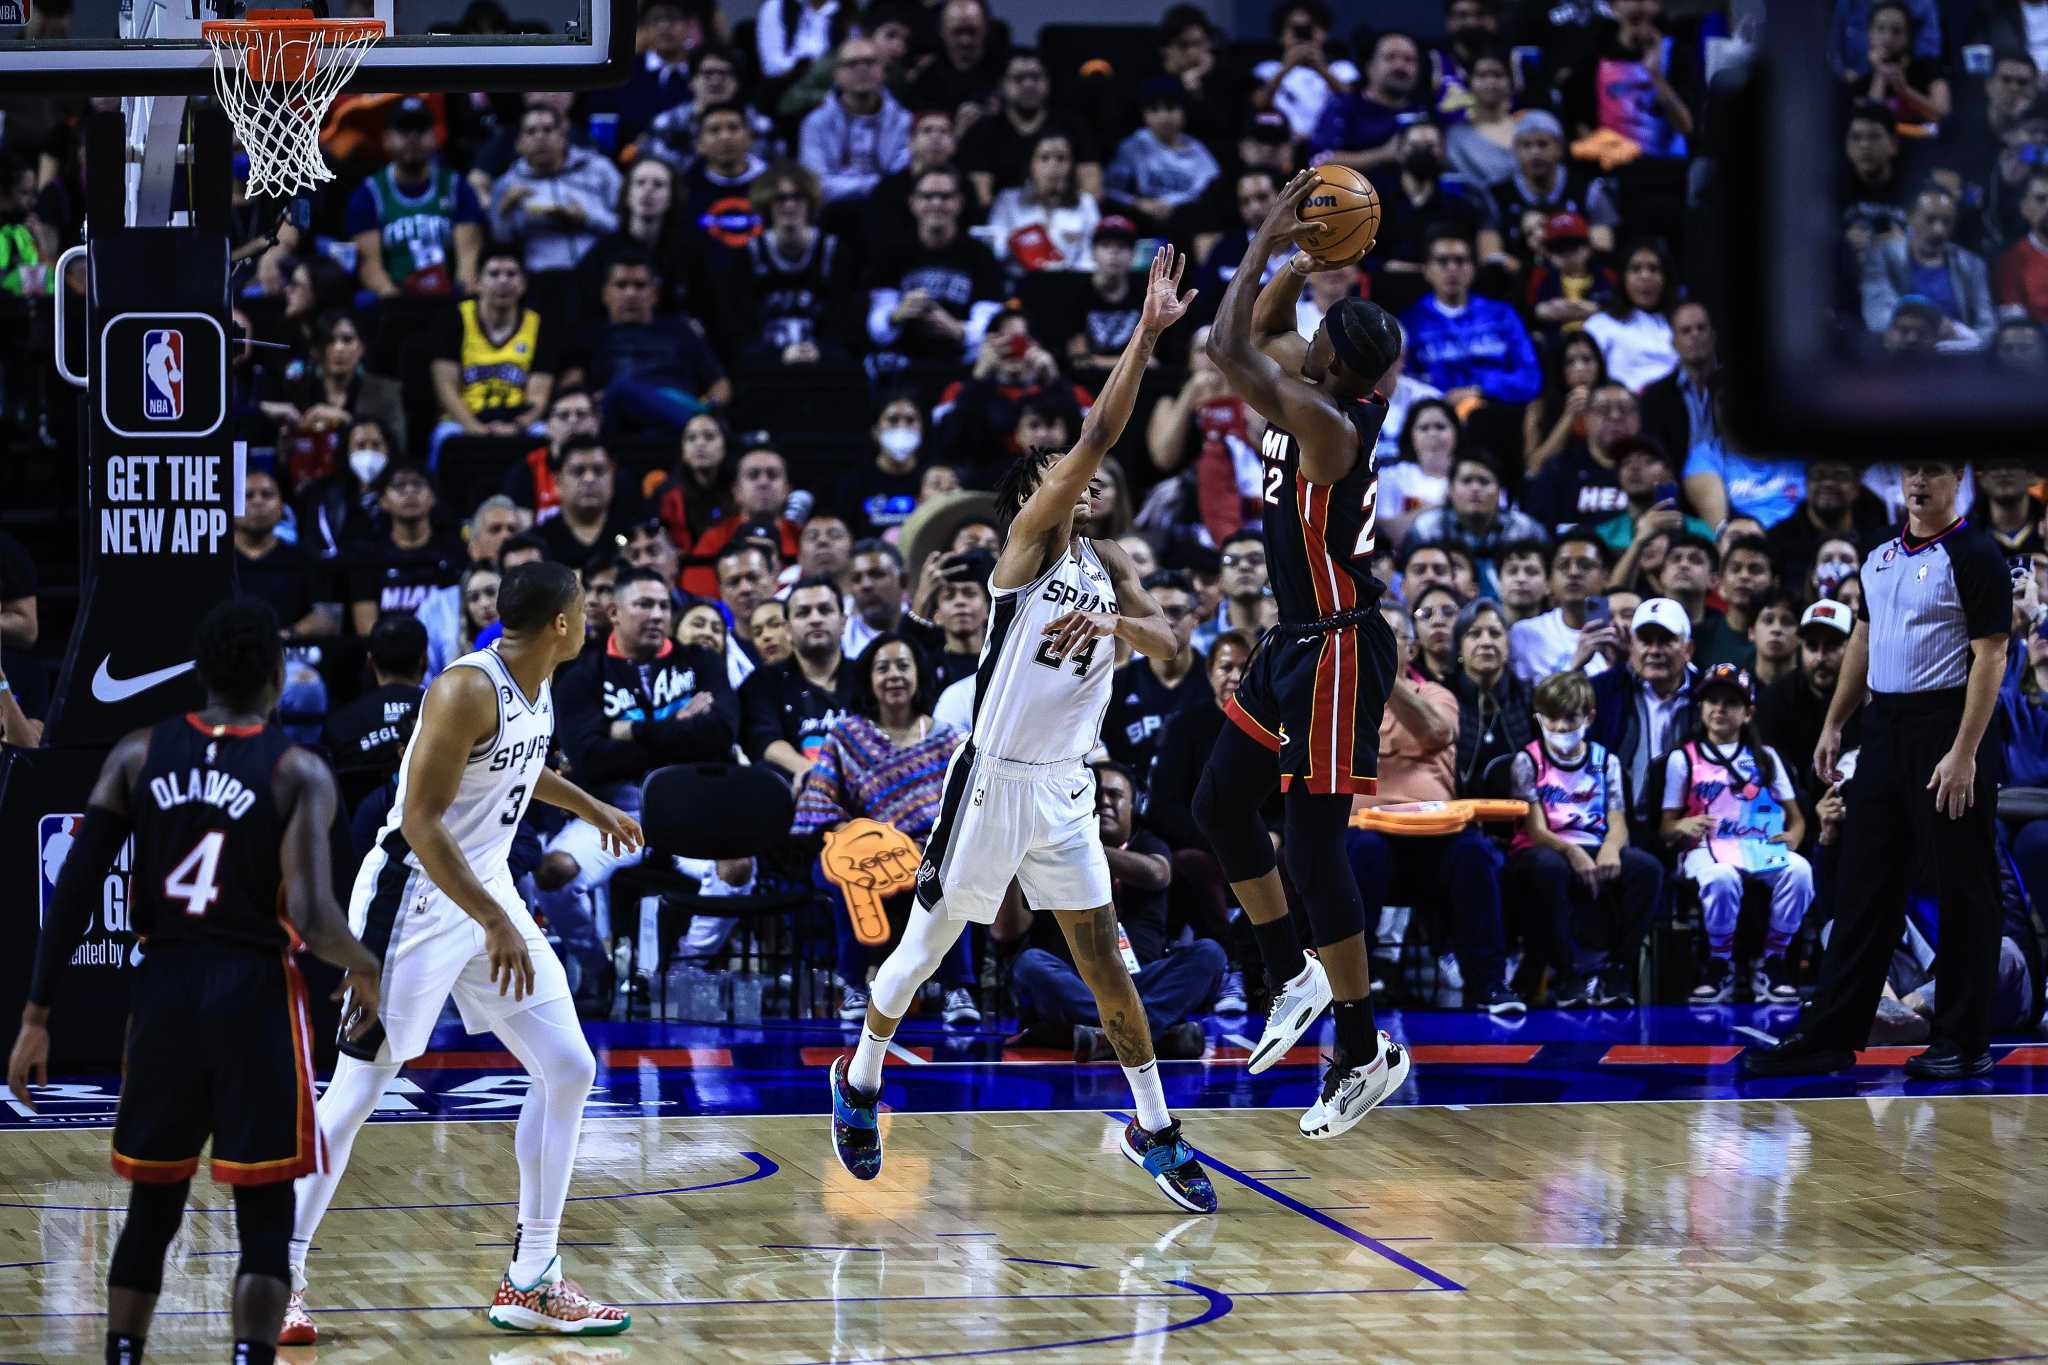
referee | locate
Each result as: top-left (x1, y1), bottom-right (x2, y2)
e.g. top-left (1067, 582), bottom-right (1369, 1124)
top-left (1743, 459), bottom-right (2011, 1079)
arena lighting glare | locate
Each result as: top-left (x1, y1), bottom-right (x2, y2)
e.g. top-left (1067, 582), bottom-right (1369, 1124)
top-left (1722, 5), bottom-right (2048, 460)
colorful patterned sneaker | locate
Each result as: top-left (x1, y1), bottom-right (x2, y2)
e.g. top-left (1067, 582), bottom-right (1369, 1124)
top-left (486, 1258), bottom-right (631, 1335)
top-left (278, 1286), bottom-right (316, 1345)
top-left (828, 1056), bottom-right (883, 1181)
top-left (1118, 1118), bottom-right (1218, 1214)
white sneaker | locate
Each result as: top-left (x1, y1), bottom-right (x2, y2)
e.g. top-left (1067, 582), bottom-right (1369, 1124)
top-left (942, 987), bottom-right (981, 1025)
top-left (279, 1285), bottom-right (317, 1345)
top-left (1300, 1031), bottom-right (1410, 1140)
top-left (1247, 956), bottom-right (1332, 1074)
top-left (1214, 969), bottom-right (1247, 1015)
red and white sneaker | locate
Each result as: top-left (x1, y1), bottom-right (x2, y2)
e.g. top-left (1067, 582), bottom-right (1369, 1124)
top-left (278, 1286), bottom-right (317, 1345)
top-left (486, 1258), bottom-right (631, 1336)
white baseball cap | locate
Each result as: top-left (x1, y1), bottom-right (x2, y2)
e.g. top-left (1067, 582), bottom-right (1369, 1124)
top-left (1631, 596), bottom-right (1692, 641)
top-left (1799, 599), bottom-right (1854, 638)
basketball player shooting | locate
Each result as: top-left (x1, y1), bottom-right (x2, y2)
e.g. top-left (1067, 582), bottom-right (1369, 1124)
top-left (827, 248), bottom-right (1219, 1213)
top-left (284, 562), bottom-right (642, 1341)
top-left (1193, 169), bottom-right (1412, 1140)
top-left (8, 599), bottom-right (383, 1365)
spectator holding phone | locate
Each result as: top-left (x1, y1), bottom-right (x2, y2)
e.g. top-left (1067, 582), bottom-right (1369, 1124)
top-left (1510, 533), bottom-right (1621, 684)
top-left (1593, 438), bottom-right (1715, 588)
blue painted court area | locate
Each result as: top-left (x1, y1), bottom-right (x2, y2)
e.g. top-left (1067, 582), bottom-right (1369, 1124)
top-left (7, 1005), bottom-right (2048, 1132)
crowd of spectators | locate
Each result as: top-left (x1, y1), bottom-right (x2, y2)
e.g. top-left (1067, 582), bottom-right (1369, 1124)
top-left (4, 0), bottom-right (2048, 1045)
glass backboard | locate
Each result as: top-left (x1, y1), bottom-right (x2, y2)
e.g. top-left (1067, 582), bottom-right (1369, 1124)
top-left (0, 0), bottom-right (632, 93)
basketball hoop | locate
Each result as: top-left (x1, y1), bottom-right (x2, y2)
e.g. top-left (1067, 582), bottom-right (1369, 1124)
top-left (202, 9), bottom-right (384, 199)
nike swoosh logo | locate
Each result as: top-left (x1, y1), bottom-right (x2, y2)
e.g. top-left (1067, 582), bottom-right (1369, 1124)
top-left (91, 656), bottom-right (196, 704)
top-left (1071, 787), bottom-right (1087, 800)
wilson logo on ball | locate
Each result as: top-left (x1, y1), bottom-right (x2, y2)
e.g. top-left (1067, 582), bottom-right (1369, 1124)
top-left (1307, 196), bottom-right (1336, 207)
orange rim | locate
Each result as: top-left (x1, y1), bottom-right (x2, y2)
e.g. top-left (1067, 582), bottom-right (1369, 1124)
top-left (201, 11), bottom-right (384, 83)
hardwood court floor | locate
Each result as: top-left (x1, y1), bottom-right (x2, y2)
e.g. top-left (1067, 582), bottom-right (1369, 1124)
top-left (1, 1096), bottom-right (2044, 1363)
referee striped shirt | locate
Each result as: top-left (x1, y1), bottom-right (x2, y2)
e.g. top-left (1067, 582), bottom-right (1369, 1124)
top-left (1855, 516), bottom-right (2009, 694)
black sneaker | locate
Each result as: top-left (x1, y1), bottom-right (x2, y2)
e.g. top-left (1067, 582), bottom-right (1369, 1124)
top-left (1156, 1020), bottom-right (1207, 1060)
top-left (1737, 1032), bottom-right (1854, 1078)
top-left (1596, 965), bottom-right (1637, 1007)
top-left (1690, 957), bottom-right (1734, 1004)
top-left (1473, 984), bottom-right (1527, 1016)
top-left (1554, 973), bottom-right (1601, 1008)
top-left (1902, 1039), bottom-right (1995, 1080)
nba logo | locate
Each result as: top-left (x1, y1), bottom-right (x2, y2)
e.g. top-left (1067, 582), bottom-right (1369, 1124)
top-left (142, 328), bottom-right (184, 421)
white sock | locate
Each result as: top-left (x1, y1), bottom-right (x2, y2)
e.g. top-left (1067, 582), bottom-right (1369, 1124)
top-left (290, 1053), bottom-right (401, 1285)
top-left (493, 996), bottom-right (596, 1287)
top-left (1123, 1061), bottom-right (1170, 1132)
top-left (848, 1028), bottom-right (891, 1095)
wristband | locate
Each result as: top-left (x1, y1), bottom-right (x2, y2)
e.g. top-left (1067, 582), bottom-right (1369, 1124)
top-left (0, 677), bottom-right (11, 696)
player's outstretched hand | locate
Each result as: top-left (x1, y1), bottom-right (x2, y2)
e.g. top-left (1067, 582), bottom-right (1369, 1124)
top-left (1042, 610), bottom-right (1119, 662)
top-left (592, 801), bottom-right (645, 859)
top-left (6, 1017), bottom-right (49, 1112)
top-left (1139, 245), bottom-right (1197, 333)
top-left (487, 916), bottom-right (537, 1001)
top-left (336, 968), bottom-right (382, 1042)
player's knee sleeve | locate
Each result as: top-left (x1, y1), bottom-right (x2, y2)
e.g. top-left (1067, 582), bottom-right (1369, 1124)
top-left (1281, 791), bottom-right (1365, 948)
top-left (232, 1181), bottom-right (293, 1283)
top-left (109, 1179), bottom-right (189, 1295)
top-left (1194, 750), bottom-right (1276, 884)
top-left (871, 905), bottom-right (965, 1019)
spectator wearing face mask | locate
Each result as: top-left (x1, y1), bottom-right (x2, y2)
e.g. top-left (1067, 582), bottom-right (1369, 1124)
top-left (1367, 120), bottom-right (1505, 315)
top-left (835, 393), bottom-right (929, 539)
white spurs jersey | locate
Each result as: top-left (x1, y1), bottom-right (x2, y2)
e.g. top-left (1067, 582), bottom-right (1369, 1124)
top-left (367, 645), bottom-right (554, 882)
top-left (970, 539), bottom-right (1119, 765)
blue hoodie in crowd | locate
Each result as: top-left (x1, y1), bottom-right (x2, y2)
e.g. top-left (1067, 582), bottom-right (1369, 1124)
top-left (2000, 628), bottom-right (2048, 787)
top-left (1399, 294), bottom-right (1542, 405)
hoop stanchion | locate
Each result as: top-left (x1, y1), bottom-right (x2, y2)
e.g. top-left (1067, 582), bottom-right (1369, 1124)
top-left (201, 9), bottom-right (383, 199)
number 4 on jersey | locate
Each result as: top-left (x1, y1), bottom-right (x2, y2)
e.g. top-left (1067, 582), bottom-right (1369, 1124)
top-left (164, 830), bottom-right (226, 917)
top-left (1034, 634), bottom-right (1099, 676)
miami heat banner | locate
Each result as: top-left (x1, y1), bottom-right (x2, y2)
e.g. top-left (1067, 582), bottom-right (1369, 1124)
top-left (44, 229), bottom-right (237, 747)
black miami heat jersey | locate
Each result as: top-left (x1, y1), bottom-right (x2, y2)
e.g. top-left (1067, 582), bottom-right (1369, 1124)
top-left (129, 714), bottom-right (297, 952)
top-left (1255, 398), bottom-right (1390, 623)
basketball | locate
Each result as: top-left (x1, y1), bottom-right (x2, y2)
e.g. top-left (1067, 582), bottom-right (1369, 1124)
top-left (1298, 164), bottom-right (1381, 265)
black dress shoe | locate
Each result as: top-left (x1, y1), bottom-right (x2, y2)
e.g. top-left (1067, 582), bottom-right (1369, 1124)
top-left (1902, 1039), bottom-right (1995, 1080)
top-left (1738, 1035), bottom-right (1855, 1078)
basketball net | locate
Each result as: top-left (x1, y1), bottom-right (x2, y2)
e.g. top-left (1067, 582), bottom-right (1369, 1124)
top-left (203, 12), bottom-right (383, 199)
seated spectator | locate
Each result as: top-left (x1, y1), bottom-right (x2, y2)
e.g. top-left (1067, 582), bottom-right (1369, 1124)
top-left (265, 311), bottom-right (407, 489)
top-left (571, 247), bottom-right (730, 434)
top-left (1683, 386), bottom-right (1807, 530)
top-left (1378, 397), bottom-right (1459, 541)
top-left (1105, 79), bottom-right (1219, 234)
top-left (1401, 226), bottom-right (1539, 454)
top-left (1151, 5), bottom-right (1250, 150)
top-left (600, 0), bottom-right (699, 146)
top-left (1409, 583), bottom-right (1466, 687)
top-left (1192, 531), bottom-right (1268, 654)
top-left (1495, 539), bottom-right (1552, 626)
top-left (345, 462), bottom-right (463, 633)
top-left (865, 108), bottom-right (966, 254)
top-left (1491, 110), bottom-right (1620, 271)
top-left (1190, 168), bottom-right (1296, 305)
top-left (1142, 325), bottom-right (1263, 546)
top-left (504, 385), bottom-right (601, 523)
top-left (648, 412), bottom-right (735, 594)
top-left (635, 44), bottom-right (777, 172)
top-left (1637, 301), bottom-right (1719, 470)
top-left (1523, 331), bottom-right (1608, 478)
top-left (1845, 2), bottom-right (1950, 127)
top-left (1054, 218), bottom-right (1153, 383)
top-left (1996, 315), bottom-right (2048, 371)
top-left (1595, 437), bottom-right (1715, 589)
top-left (0, 527), bottom-right (35, 648)
top-left (800, 512), bottom-right (855, 585)
top-left (1995, 173), bottom-right (2048, 323)
top-left (1590, 596), bottom-right (1699, 838)
top-left (910, 550), bottom-right (991, 690)
top-left (724, 163), bottom-right (860, 372)
top-left (1858, 186), bottom-right (1994, 349)
top-left (580, 552), bottom-right (623, 646)
top-left (428, 245), bottom-right (556, 462)
top-left (792, 633), bottom-right (978, 1021)
top-left (540, 439), bottom-right (646, 570)
top-left (716, 540), bottom-right (780, 681)
top-left (987, 132), bottom-right (1102, 271)
top-left (1510, 532), bottom-right (1619, 684)
top-left (346, 96), bottom-right (484, 299)
top-left (300, 420), bottom-right (395, 557)
top-left (1346, 603), bottom-right (1518, 1013)
top-left (1448, 598), bottom-right (1534, 794)
top-left (843, 539), bottom-right (907, 658)
top-left (933, 312), bottom-right (1087, 478)
top-left (1302, 25), bottom-right (1419, 171)
top-left (756, 0), bottom-right (851, 85)
top-left (1444, 42), bottom-right (1519, 189)
top-left (958, 48), bottom-right (1097, 211)
top-left (836, 393), bottom-right (930, 539)
top-left (1976, 452), bottom-right (2043, 555)
top-left (1369, 121), bottom-right (1504, 312)
top-left (676, 103), bottom-right (771, 264)
top-left (676, 599), bottom-right (728, 654)
top-left (1662, 663), bottom-right (1811, 1005)
top-left (1583, 239), bottom-right (1680, 393)
top-left (742, 577), bottom-right (856, 784)
top-left (799, 35), bottom-right (912, 206)
top-left (542, 565), bottom-right (736, 996)
top-left (1840, 102), bottom-right (1911, 260)
top-left (1748, 594), bottom-right (1801, 688)
top-left (865, 166), bottom-right (1005, 374)
top-left (417, 493), bottom-right (521, 674)
top-left (686, 443), bottom-right (803, 577)
top-left (904, 0), bottom-right (1008, 138)
top-left (750, 598), bottom-right (794, 666)
top-left (1712, 534), bottom-right (1780, 670)
top-left (579, 157), bottom-right (692, 318)
top-left (1765, 457), bottom-right (1892, 593)
top-left (233, 468), bottom-right (341, 640)
top-left (322, 613), bottom-right (427, 781)
top-left (1558, 0), bottom-right (1699, 161)
top-left (1104, 570), bottom-right (1209, 775)
top-left (1238, 7), bottom-right (1347, 141)
top-left (1013, 760), bottom-right (1223, 1061)
top-left (1756, 598), bottom-right (1856, 797)
top-left (1402, 450), bottom-right (1548, 594)
top-left (1505, 670), bottom-right (1664, 1006)
top-left (1523, 213), bottom-right (1618, 342)
top-left (1522, 381), bottom-right (1638, 531)
top-left (1649, 530), bottom-right (1742, 668)
top-left (489, 102), bottom-right (621, 276)
top-left (1832, 0), bottom-right (1941, 80)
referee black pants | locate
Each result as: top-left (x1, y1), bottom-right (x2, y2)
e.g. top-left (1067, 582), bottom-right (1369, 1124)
top-left (1801, 692), bottom-right (2002, 1057)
